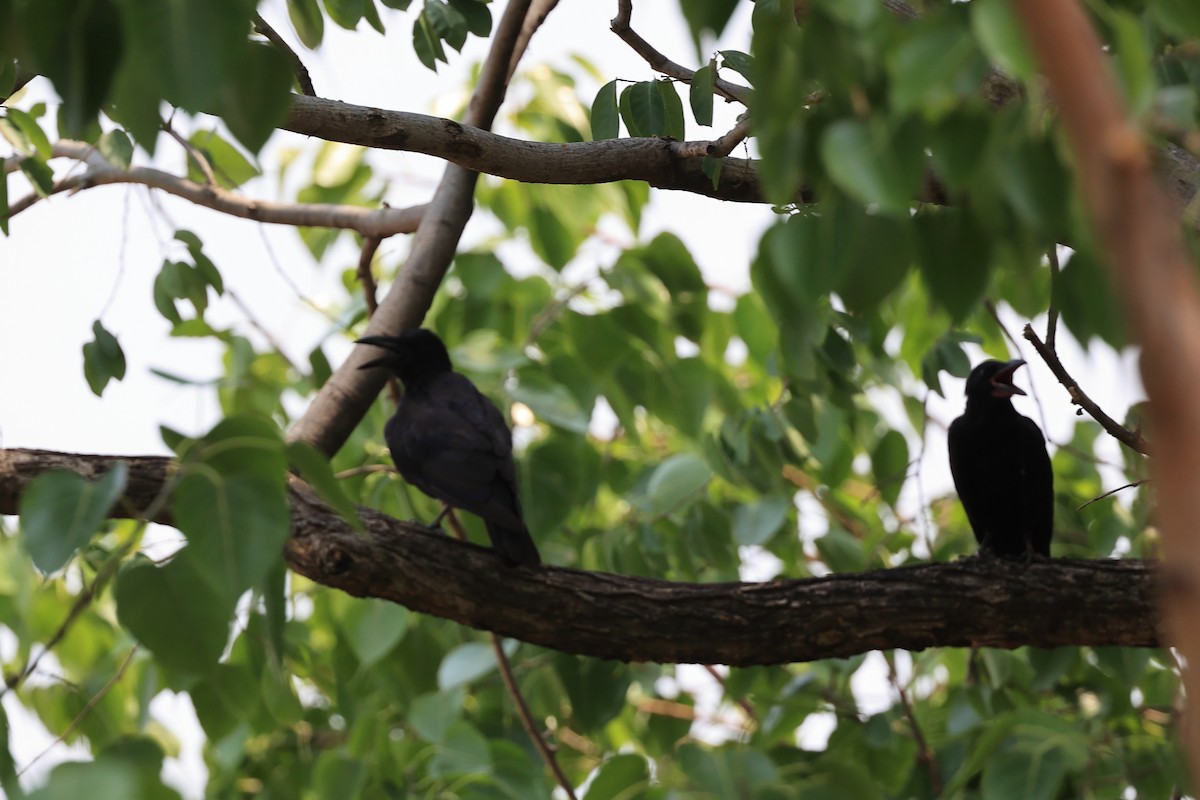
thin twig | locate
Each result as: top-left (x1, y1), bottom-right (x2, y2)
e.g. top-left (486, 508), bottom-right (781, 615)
top-left (357, 235), bottom-right (402, 406)
top-left (888, 657), bottom-right (942, 796)
top-left (18, 646), bottom-right (139, 776)
top-left (226, 288), bottom-right (299, 370)
top-left (507, 0), bottom-right (561, 81)
top-left (701, 664), bottom-right (757, 724)
top-left (1078, 479), bottom-right (1151, 510)
top-left (1022, 324), bottom-right (1150, 454)
top-left (1046, 247), bottom-right (1060, 351)
top-left (443, 510), bottom-right (577, 799)
top-left (333, 464), bottom-right (395, 480)
top-left (610, 0), bottom-right (750, 104)
top-left (253, 13), bottom-right (317, 97)
top-left (163, 123), bottom-right (218, 187)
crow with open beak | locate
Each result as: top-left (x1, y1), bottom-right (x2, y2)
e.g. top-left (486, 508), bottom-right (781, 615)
top-left (948, 359), bottom-right (1054, 558)
top-left (357, 329), bottom-right (541, 567)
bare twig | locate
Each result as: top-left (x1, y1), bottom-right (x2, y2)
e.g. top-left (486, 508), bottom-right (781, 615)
top-left (1078, 479), bottom-right (1151, 510)
top-left (253, 13), bottom-right (317, 97)
top-left (701, 664), bottom-right (757, 724)
top-left (6, 141), bottom-right (427, 236)
top-left (357, 235), bottom-right (402, 406)
top-left (888, 657), bottom-right (942, 796)
top-left (610, 0), bottom-right (750, 104)
top-left (18, 646), bottom-right (139, 776)
top-left (1022, 324), bottom-right (1149, 454)
top-left (163, 123), bottom-right (218, 186)
top-left (333, 464), bottom-right (394, 480)
top-left (444, 510), bottom-right (577, 799)
top-left (226, 288), bottom-right (299, 370)
top-left (1046, 247), bottom-right (1060, 351)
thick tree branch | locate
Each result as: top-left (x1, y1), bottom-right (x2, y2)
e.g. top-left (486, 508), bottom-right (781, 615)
top-left (0, 449), bottom-right (1162, 666)
top-left (288, 0), bottom-right (540, 457)
top-left (5, 141), bottom-right (426, 236)
top-left (1011, 0), bottom-right (1200, 772)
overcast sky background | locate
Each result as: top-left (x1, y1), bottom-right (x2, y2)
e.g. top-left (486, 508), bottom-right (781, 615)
top-left (0, 0), bottom-right (1145, 794)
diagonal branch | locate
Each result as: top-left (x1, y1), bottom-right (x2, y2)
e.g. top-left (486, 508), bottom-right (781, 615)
top-left (5, 141), bottom-right (427, 236)
top-left (0, 448), bottom-right (1162, 666)
top-left (1022, 323), bottom-right (1149, 454)
top-left (610, 0), bottom-right (750, 105)
top-left (288, 0), bottom-right (541, 457)
top-left (254, 13), bottom-right (317, 97)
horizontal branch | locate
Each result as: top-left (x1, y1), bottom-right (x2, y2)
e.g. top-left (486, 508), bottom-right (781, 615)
top-left (0, 448), bottom-right (1161, 666)
top-left (5, 141), bottom-right (427, 237)
top-left (282, 94), bottom-right (788, 204)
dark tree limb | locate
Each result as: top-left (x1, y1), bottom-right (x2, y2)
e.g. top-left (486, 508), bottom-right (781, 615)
top-left (253, 13), bottom-right (317, 97)
top-left (0, 448), bottom-right (1162, 666)
top-left (1022, 323), bottom-right (1149, 455)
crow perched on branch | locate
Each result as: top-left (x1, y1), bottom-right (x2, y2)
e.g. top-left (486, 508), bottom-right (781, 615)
top-left (948, 359), bottom-right (1054, 558)
top-left (357, 329), bottom-right (541, 567)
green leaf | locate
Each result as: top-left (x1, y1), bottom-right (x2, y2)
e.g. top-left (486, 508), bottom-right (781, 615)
top-left (971, 0), bottom-right (1036, 81)
top-left (4, 108), bottom-right (51, 158)
top-left (438, 641), bottom-right (512, 690)
top-left (681, 0), bottom-right (738, 53)
top-left (555, 654), bottom-right (632, 731)
top-left (287, 0), bottom-right (325, 48)
top-left (0, 706), bottom-right (23, 800)
top-left (97, 129), bottom-right (133, 169)
top-left (620, 81), bottom-right (665, 138)
top-left (914, 208), bottom-right (992, 322)
top-left (718, 49), bottom-right (754, 83)
top-left (323, 0), bottom-right (365, 29)
top-left (733, 496), bottom-right (791, 547)
top-left (429, 721), bottom-right (492, 778)
top-left (690, 63), bottom-right (715, 126)
top-left (871, 430), bottom-right (909, 508)
top-left (591, 79), bottom-right (619, 140)
top-left (215, 43), bottom-right (294, 153)
top-left (888, 21), bottom-right (989, 117)
top-left (286, 441), bottom-right (363, 531)
top-left (0, 163), bottom-right (8, 235)
top-left (508, 372), bottom-right (590, 433)
top-left (115, 553), bottom-right (233, 673)
top-left (187, 130), bottom-right (260, 189)
top-left (18, 0), bottom-right (123, 139)
top-left (820, 120), bottom-right (911, 216)
top-left (657, 79), bottom-right (686, 141)
top-left (980, 745), bottom-right (1066, 800)
top-left (413, 11), bottom-right (447, 70)
top-left (447, 0), bottom-right (490, 36)
top-left (336, 598), bottom-right (409, 667)
top-left (646, 453), bottom-right (711, 515)
top-left (26, 760), bottom-right (137, 800)
top-left (18, 157), bottom-right (54, 197)
top-left (426, 0), bottom-right (467, 52)
top-left (82, 319), bottom-right (127, 396)
top-left (19, 463), bottom-right (127, 573)
top-left (1108, 9), bottom-right (1154, 115)
top-left (586, 754), bottom-right (651, 800)
top-left (409, 689), bottom-right (464, 744)
top-left (1154, 0), bottom-right (1200, 38)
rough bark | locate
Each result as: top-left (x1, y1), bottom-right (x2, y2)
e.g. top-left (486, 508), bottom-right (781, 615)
top-left (0, 448), bottom-right (1161, 666)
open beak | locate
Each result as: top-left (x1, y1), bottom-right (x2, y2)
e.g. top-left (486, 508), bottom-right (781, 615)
top-left (356, 336), bottom-right (401, 370)
top-left (990, 359), bottom-right (1027, 398)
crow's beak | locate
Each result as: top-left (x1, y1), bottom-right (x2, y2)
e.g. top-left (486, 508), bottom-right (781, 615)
top-left (356, 336), bottom-right (401, 370)
top-left (990, 359), bottom-right (1027, 398)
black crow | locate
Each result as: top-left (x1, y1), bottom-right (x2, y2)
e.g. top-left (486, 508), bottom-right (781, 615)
top-left (357, 329), bottom-right (541, 567)
top-left (948, 359), bottom-right (1053, 558)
